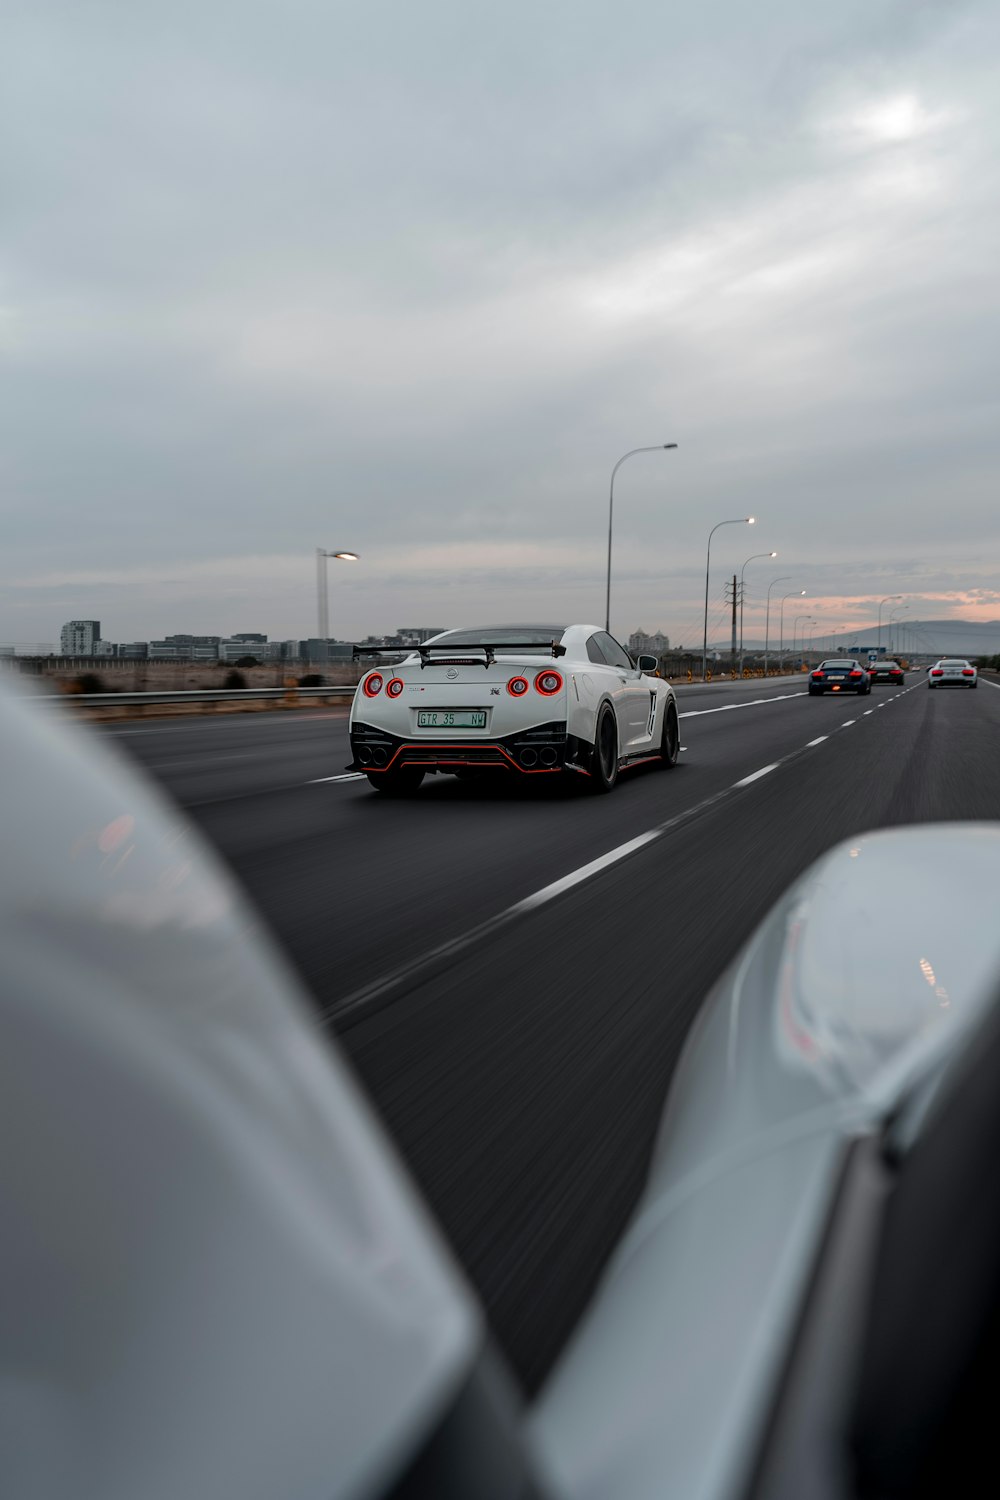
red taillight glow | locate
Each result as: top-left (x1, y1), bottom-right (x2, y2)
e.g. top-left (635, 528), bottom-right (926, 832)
top-left (534, 669), bottom-right (564, 696)
top-left (931, 669), bottom-right (943, 676)
top-left (508, 676), bottom-right (529, 696)
top-left (849, 670), bottom-right (863, 678)
top-left (386, 678), bottom-right (404, 697)
top-left (362, 673), bottom-right (384, 697)
top-left (811, 670), bottom-right (825, 679)
top-left (962, 669), bottom-right (975, 676)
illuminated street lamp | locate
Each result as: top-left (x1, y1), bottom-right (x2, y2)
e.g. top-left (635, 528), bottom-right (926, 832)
top-left (316, 548), bottom-right (360, 642)
top-left (605, 444), bottom-right (678, 632)
top-left (739, 551), bottom-right (777, 676)
top-left (702, 516), bottom-right (755, 680)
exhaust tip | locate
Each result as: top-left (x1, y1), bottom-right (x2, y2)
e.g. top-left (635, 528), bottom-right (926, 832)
top-left (539, 746), bottom-right (558, 766)
top-left (371, 746), bottom-right (389, 767)
top-left (356, 746), bottom-right (373, 766)
top-left (519, 747), bottom-right (538, 768)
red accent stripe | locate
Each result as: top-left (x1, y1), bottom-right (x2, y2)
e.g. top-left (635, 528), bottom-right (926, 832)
top-left (369, 743), bottom-right (562, 774)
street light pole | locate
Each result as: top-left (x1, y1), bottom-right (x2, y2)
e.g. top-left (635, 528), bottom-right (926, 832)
top-left (702, 516), bottom-right (755, 680)
top-left (792, 614), bottom-right (814, 666)
top-left (877, 594), bottom-right (902, 652)
top-left (605, 443), bottom-right (678, 633)
top-left (316, 548), bottom-right (360, 645)
top-left (889, 607), bottom-right (909, 655)
top-left (764, 576), bottom-right (791, 678)
top-left (739, 551), bottom-right (777, 677)
top-left (779, 590), bottom-right (806, 669)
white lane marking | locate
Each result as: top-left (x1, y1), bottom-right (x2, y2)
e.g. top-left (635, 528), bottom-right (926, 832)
top-left (863, 710), bottom-right (873, 715)
top-left (329, 702), bottom-right (868, 1024)
top-left (732, 762), bottom-right (779, 788)
top-left (309, 772), bottom-right (365, 784)
top-left (517, 831), bottom-right (661, 910)
top-left (330, 782), bottom-right (740, 1023)
top-left (680, 691), bottom-right (805, 719)
top-left (981, 677), bottom-right (1000, 689)
top-left (841, 719), bottom-right (856, 727)
top-left (806, 736), bottom-right (828, 746)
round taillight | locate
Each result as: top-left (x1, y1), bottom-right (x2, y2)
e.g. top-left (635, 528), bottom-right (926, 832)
top-left (362, 673), bottom-right (384, 697)
top-left (386, 678), bottom-right (404, 697)
top-left (508, 676), bottom-right (529, 696)
top-left (534, 669), bottom-right (563, 696)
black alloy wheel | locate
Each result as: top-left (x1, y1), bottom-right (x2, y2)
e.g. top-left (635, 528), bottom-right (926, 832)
top-left (367, 768), bottom-right (425, 796)
top-left (659, 700), bottom-right (680, 768)
top-left (589, 707), bottom-right (619, 794)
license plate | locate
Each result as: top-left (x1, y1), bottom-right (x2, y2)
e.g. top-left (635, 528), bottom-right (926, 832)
top-left (417, 710), bottom-right (487, 728)
top-left (829, 673), bottom-right (845, 679)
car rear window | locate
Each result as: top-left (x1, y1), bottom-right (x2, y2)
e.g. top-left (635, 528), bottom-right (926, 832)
top-left (820, 661), bottom-right (856, 669)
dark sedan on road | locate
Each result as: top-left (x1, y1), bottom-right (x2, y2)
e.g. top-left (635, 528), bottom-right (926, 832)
top-left (809, 658), bottom-right (872, 696)
top-left (869, 659), bottom-right (905, 685)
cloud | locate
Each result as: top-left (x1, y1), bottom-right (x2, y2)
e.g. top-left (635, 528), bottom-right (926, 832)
top-left (3, 0), bottom-right (1000, 645)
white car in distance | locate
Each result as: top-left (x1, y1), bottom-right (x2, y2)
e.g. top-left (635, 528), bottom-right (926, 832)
top-left (927, 658), bottom-right (978, 688)
top-left (348, 624), bottom-right (681, 795)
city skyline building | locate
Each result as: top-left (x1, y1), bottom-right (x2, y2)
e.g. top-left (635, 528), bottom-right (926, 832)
top-left (60, 620), bottom-right (101, 656)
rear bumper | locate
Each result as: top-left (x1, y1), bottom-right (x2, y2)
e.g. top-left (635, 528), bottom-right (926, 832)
top-left (809, 681), bottom-right (868, 693)
top-left (348, 719), bottom-right (590, 776)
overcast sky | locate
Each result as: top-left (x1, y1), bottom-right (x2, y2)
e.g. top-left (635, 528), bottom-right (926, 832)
top-left (4, 0), bottom-right (1000, 649)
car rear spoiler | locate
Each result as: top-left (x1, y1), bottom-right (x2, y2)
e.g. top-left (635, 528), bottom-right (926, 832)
top-left (352, 641), bottom-right (566, 669)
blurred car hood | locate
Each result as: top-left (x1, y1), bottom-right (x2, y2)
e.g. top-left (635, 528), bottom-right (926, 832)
top-left (532, 823), bottom-right (1000, 1500)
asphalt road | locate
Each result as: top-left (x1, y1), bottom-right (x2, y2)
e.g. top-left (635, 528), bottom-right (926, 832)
top-left (100, 672), bottom-right (1000, 1394)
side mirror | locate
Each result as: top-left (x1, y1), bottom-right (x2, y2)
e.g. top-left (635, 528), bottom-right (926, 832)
top-left (637, 654), bottom-right (659, 673)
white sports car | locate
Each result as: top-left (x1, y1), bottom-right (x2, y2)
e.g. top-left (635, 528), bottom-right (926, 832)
top-left (348, 624), bottom-right (680, 795)
top-left (927, 657), bottom-right (978, 688)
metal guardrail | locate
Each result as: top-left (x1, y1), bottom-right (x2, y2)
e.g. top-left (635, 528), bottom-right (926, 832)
top-left (36, 686), bottom-right (355, 706)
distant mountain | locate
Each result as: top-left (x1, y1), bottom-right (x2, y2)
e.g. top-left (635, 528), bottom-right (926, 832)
top-left (736, 619), bottom-right (1000, 658)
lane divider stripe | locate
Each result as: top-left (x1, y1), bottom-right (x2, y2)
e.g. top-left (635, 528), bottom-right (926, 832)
top-left (325, 682), bottom-right (923, 1026)
top-left (732, 763), bottom-right (780, 787)
top-left (680, 691), bottom-right (805, 719)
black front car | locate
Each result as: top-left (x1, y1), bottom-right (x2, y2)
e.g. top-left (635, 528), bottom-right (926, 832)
top-left (809, 662), bottom-right (870, 695)
top-left (869, 663), bottom-right (904, 685)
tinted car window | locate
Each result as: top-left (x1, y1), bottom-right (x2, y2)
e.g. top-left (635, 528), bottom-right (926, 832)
top-left (586, 635), bottom-right (609, 666)
top-left (598, 633), bottom-right (633, 670)
top-left (820, 661), bottom-right (857, 670)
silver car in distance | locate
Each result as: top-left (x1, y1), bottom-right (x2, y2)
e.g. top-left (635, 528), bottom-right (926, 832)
top-left (927, 657), bottom-right (978, 687)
